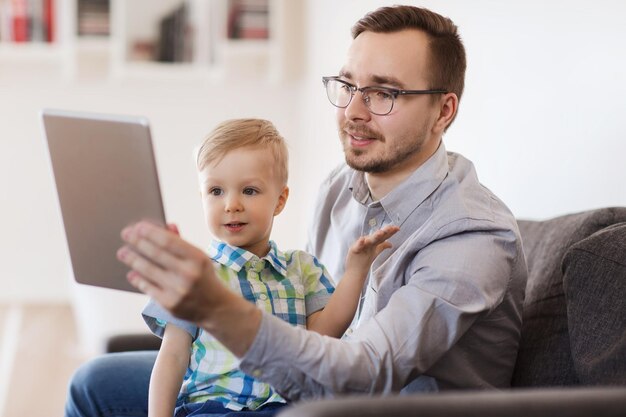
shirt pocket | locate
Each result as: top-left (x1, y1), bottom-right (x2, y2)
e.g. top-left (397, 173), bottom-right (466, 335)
top-left (267, 280), bottom-right (306, 327)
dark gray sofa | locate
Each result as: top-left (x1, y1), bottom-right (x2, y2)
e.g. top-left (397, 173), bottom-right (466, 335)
top-left (107, 208), bottom-right (626, 416)
top-left (278, 207), bottom-right (626, 416)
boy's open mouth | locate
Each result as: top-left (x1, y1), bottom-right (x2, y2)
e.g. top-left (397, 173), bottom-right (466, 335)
top-left (225, 222), bottom-right (246, 231)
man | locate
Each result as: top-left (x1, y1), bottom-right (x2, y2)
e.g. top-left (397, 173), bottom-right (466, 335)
top-left (66, 5), bottom-right (527, 416)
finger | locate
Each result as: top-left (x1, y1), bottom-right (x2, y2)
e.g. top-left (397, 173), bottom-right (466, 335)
top-left (350, 236), bottom-right (367, 253)
top-left (122, 222), bottom-right (192, 259)
top-left (374, 225), bottom-right (400, 241)
top-left (121, 223), bottom-right (207, 284)
top-left (127, 271), bottom-right (181, 308)
top-left (366, 226), bottom-right (399, 245)
top-left (351, 226), bottom-right (398, 254)
top-left (167, 223), bottom-right (180, 236)
top-left (373, 241), bottom-right (393, 257)
top-left (120, 246), bottom-right (193, 299)
top-left (127, 270), bottom-right (160, 295)
top-left (117, 245), bottom-right (168, 288)
top-left (128, 229), bottom-right (182, 271)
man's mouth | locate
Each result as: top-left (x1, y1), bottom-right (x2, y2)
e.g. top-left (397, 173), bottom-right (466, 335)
top-left (342, 123), bottom-right (383, 147)
top-left (348, 132), bottom-right (371, 140)
top-left (346, 131), bottom-right (376, 147)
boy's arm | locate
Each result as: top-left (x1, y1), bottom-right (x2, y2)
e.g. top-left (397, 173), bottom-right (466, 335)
top-left (306, 225), bottom-right (399, 338)
top-left (149, 323), bottom-right (192, 417)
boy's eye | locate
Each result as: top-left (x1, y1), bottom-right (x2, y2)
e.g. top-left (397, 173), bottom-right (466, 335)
top-left (209, 187), bottom-right (223, 196)
top-left (243, 187), bottom-right (258, 196)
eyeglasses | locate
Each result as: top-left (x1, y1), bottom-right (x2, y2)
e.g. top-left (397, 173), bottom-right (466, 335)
top-left (322, 76), bottom-right (447, 116)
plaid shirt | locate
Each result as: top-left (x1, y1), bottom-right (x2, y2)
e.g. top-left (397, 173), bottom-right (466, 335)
top-left (143, 240), bottom-right (335, 411)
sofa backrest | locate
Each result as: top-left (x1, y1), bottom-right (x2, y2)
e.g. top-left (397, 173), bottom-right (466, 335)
top-left (513, 207), bottom-right (626, 386)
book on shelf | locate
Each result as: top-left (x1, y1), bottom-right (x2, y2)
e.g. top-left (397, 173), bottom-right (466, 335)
top-left (77, 0), bottom-right (109, 37)
top-left (156, 2), bottom-right (192, 63)
top-left (0, 0), bottom-right (55, 43)
top-left (227, 0), bottom-right (269, 40)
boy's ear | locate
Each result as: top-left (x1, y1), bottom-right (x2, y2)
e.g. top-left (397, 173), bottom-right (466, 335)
top-left (273, 186), bottom-right (290, 216)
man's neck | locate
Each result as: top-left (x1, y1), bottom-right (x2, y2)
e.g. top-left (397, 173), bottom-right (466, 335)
top-left (365, 170), bottom-right (409, 202)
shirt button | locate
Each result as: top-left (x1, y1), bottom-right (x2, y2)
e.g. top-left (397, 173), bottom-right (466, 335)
top-left (252, 369), bottom-right (263, 378)
top-left (258, 293), bottom-right (268, 301)
top-left (368, 218), bottom-right (377, 227)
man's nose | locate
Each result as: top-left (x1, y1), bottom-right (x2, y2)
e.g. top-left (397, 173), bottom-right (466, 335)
top-left (344, 91), bottom-right (372, 122)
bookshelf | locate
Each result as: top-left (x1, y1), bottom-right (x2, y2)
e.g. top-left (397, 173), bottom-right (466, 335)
top-left (111, 0), bottom-right (300, 81)
top-left (0, 0), bottom-right (302, 82)
top-left (0, 0), bottom-right (63, 54)
top-left (0, 0), bottom-right (106, 78)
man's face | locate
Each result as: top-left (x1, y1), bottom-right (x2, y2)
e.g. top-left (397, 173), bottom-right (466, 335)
top-left (337, 29), bottom-right (443, 175)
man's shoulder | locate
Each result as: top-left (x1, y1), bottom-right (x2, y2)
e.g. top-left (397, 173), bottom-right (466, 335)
top-left (311, 162), bottom-right (355, 214)
top-left (435, 151), bottom-right (518, 233)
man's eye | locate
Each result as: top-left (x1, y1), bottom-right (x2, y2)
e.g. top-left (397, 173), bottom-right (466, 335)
top-left (374, 89), bottom-right (393, 100)
top-left (339, 83), bottom-right (352, 92)
top-left (209, 188), bottom-right (223, 196)
top-left (243, 188), bottom-right (258, 196)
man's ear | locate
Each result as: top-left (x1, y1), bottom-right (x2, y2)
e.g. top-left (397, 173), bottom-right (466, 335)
top-left (273, 186), bottom-right (290, 216)
top-left (434, 92), bottom-right (458, 133)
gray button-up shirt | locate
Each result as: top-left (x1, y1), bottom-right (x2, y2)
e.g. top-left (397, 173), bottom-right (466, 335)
top-left (240, 143), bottom-right (527, 399)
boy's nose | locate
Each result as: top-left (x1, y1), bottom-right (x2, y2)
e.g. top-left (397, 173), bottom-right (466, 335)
top-left (225, 196), bottom-right (243, 212)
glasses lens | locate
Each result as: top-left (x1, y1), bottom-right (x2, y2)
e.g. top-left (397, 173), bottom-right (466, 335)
top-left (325, 79), bottom-right (352, 108)
top-left (363, 88), bottom-right (394, 115)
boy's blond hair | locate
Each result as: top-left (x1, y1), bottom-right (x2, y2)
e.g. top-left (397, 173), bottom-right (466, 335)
top-left (196, 118), bottom-right (289, 185)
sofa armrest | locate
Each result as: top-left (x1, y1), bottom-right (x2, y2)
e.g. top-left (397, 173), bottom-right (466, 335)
top-left (277, 387), bottom-right (626, 417)
top-left (106, 333), bottom-right (161, 353)
top-left (563, 222), bottom-right (626, 384)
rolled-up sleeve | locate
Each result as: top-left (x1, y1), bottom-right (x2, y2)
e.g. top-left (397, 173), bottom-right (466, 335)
top-left (142, 299), bottom-right (198, 339)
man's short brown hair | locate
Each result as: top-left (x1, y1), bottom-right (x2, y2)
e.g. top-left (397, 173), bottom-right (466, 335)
top-left (352, 5), bottom-right (466, 104)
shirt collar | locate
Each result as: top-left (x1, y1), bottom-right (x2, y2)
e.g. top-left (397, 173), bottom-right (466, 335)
top-left (348, 142), bottom-right (449, 227)
top-left (208, 240), bottom-right (288, 277)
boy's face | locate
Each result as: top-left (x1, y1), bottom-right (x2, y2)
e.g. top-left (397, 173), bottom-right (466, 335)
top-left (198, 145), bottom-right (288, 258)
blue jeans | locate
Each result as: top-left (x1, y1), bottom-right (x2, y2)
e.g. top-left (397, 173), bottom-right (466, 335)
top-left (65, 351), bottom-right (156, 417)
top-left (65, 351), bottom-right (288, 417)
top-left (174, 401), bottom-right (287, 417)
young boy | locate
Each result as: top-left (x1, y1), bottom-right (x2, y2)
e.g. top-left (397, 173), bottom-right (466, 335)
top-left (142, 119), bottom-right (398, 417)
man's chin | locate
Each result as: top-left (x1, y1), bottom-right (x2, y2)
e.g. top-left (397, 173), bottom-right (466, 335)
top-left (345, 154), bottom-right (389, 173)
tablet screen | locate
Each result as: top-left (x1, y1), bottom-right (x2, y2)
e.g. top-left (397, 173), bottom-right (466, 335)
top-left (42, 109), bottom-right (166, 293)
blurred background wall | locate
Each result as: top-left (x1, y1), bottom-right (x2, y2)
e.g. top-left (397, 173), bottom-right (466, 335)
top-left (1, 0), bottom-right (625, 354)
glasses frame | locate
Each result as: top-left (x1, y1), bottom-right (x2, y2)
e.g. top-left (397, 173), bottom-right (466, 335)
top-left (322, 76), bottom-right (448, 116)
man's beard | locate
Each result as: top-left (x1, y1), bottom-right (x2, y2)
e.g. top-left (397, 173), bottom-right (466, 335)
top-left (340, 122), bottom-right (425, 174)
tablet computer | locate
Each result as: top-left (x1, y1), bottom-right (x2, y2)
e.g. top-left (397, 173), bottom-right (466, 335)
top-left (41, 109), bottom-right (166, 293)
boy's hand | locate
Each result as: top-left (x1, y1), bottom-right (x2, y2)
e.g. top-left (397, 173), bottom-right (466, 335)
top-left (346, 225), bottom-right (400, 276)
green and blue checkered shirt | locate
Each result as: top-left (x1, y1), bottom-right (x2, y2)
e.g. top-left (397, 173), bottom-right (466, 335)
top-left (143, 240), bottom-right (335, 411)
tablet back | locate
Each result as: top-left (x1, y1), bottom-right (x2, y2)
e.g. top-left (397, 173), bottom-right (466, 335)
top-left (42, 109), bottom-right (166, 293)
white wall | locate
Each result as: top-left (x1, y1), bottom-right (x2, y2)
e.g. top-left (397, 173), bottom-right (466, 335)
top-left (300, 0), bottom-right (626, 222)
top-left (1, 0), bottom-right (625, 352)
